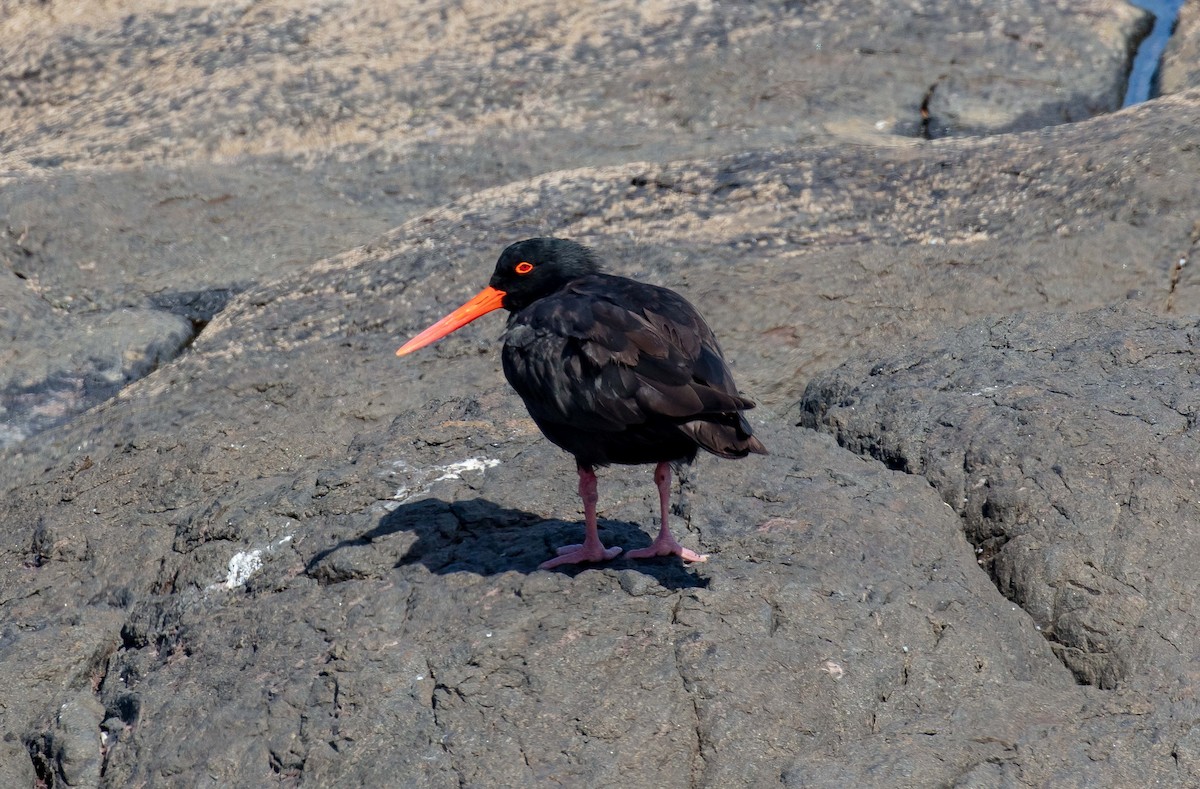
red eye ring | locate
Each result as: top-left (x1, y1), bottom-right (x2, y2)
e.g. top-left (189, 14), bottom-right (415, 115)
top-left (514, 261), bottom-right (534, 275)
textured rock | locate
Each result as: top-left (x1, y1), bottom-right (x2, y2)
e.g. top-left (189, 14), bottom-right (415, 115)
top-left (1162, 0), bottom-right (1200, 94)
top-left (0, 0), bottom-right (1157, 446)
top-left (1, 307), bottom-right (193, 449)
top-left (3, 99), bottom-right (1199, 778)
top-left (23, 408), bottom-right (1088, 787)
top-left (0, 0), bottom-right (1150, 169)
top-left (801, 306), bottom-right (1200, 785)
top-left (47, 692), bottom-right (107, 787)
top-left (1, 1), bottom-right (1199, 787)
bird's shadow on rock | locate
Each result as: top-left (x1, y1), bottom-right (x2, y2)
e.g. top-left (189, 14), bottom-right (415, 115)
top-left (306, 496), bottom-right (708, 590)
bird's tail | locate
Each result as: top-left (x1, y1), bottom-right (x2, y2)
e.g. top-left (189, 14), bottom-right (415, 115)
top-left (681, 411), bottom-right (768, 459)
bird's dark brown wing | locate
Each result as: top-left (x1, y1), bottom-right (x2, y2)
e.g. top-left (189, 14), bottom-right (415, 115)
top-left (501, 274), bottom-right (765, 463)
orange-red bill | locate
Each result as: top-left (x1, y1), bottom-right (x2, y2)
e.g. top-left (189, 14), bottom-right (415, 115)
top-left (396, 285), bottom-right (506, 356)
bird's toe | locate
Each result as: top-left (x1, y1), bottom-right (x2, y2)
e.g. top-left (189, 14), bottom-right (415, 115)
top-left (625, 537), bottom-right (707, 563)
top-left (539, 543), bottom-right (622, 570)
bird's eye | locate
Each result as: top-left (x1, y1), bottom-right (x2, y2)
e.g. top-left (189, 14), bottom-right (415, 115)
top-left (514, 261), bottom-right (534, 275)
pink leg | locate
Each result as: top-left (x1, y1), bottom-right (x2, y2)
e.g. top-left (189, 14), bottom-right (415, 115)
top-left (539, 465), bottom-right (623, 570)
top-left (624, 462), bottom-right (708, 563)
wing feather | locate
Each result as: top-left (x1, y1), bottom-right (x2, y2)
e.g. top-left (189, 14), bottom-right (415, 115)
top-left (501, 273), bottom-right (765, 459)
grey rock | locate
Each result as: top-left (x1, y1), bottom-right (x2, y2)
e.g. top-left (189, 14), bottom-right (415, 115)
top-left (0, 2), bottom-right (1199, 787)
top-left (48, 692), bottom-right (107, 787)
top-left (71, 420), bottom-right (1084, 787)
top-left (1162, 0), bottom-right (1200, 94)
top-left (0, 612), bottom-right (124, 788)
top-left (921, 2), bottom-right (1149, 137)
top-left (0, 306), bottom-right (193, 449)
top-left (801, 305), bottom-right (1200, 784)
top-left (0, 0), bottom-right (1160, 448)
top-left (0, 736), bottom-right (36, 789)
top-left (1174, 723), bottom-right (1200, 775)
top-left (0, 1), bottom-right (1151, 169)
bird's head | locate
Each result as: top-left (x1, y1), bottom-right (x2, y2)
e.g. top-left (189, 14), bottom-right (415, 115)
top-left (397, 237), bottom-right (601, 356)
top-left (489, 237), bottom-right (600, 311)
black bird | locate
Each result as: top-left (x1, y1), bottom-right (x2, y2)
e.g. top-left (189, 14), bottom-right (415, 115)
top-left (397, 238), bottom-right (766, 569)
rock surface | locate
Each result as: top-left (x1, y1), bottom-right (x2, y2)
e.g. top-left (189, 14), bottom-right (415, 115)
top-left (0, 0), bottom-right (1156, 444)
top-left (1163, 0), bottom-right (1200, 94)
top-left (0, 0), bottom-right (1150, 169)
top-left (802, 305), bottom-right (1200, 785)
top-left (2, 1), bottom-right (1200, 787)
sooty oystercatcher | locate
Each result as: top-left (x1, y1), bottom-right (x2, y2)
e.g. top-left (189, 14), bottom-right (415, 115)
top-left (397, 238), bottom-right (766, 569)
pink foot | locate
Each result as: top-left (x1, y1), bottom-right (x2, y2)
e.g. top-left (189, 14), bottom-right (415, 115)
top-left (624, 536), bottom-right (708, 563)
top-left (541, 465), bottom-right (624, 570)
top-left (538, 542), bottom-right (622, 570)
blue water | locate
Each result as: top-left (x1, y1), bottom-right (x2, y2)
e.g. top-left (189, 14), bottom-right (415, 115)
top-left (1123, 0), bottom-right (1186, 105)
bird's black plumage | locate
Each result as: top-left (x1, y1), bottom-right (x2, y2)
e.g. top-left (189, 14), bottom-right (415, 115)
top-left (494, 239), bottom-right (765, 468)
top-left (397, 237), bottom-right (765, 568)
